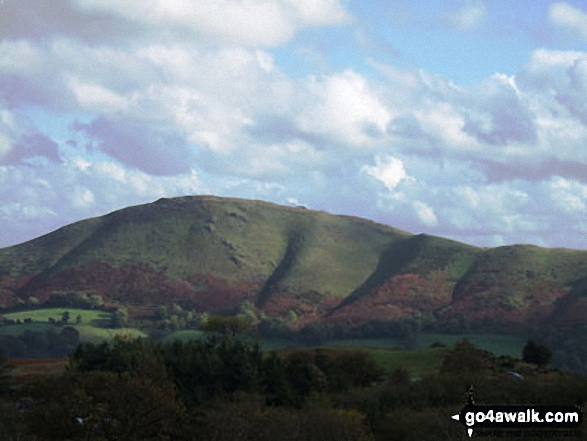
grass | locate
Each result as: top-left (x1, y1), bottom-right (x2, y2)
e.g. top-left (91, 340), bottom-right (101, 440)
top-left (365, 347), bottom-right (448, 376)
top-left (261, 332), bottom-right (525, 355)
top-left (323, 338), bottom-right (404, 349)
top-left (162, 330), bottom-right (206, 342)
top-left (0, 308), bottom-right (146, 344)
top-left (74, 326), bottom-right (147, 343)
top-left (415, 333), bottom-right (526, 357)
top-left (0, 323), bottom-right (54, 336)
top-left (8, 358), bottom-right (68, 381)
top-left (260, 332), bottom-right (525, 376)
top-left (5, 308), bottom-right (112, 327)
top-left (2, 195), bottom-right (587, 336)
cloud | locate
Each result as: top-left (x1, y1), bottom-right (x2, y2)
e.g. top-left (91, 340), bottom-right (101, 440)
top-left (0, 0), bottom-right (349, 47)
top-left (0, 152), bottom-right (206, 247)
top-left (3, 0), bottom-right (587, 251)
top-left (413, 201), bottom-right (438, 227)
top-left (462, 75), bottom-right (537, 146)
top-left (70, 0), bottom-right (350, 47)
top-left (0, 108), bottom-right (62, 166)
top-left (1, 132), bottom-right (62, 166)
top-left (297, 71), bottom-right (393, 147)
top-left (362, 156), bottom-right (411, 191)
top-left (550, 177), bottom-right (587, 213)
top-left (446, 0), bottom-right (486, 31)
top-left (0, 0), bottom-right (141, 44)
top-left (549, 2), bottom-right (587, 41)
top-left (73, 117), bottom-right (196, 176)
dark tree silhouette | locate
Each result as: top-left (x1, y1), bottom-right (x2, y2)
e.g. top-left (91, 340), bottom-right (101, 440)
top-left (522, 340), bottom-right (552, 367)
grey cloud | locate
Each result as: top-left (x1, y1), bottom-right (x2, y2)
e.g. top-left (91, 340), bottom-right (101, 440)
top-left (0, 0), bottom-right (142, 44)
top-left (245, 116), bottom-right (328, 148)
top-left (555, 59), bottom-right (587, 124)
top-left (480, 158), bottom-right (587, 183)
top-left (387, 114), bottom-right (443, 155)
top-left (1, 132), bottom-right (62, 166)
top-left (0, 75), bottom-right (52, 107)
top-left (73, 117), bottom-right (196, 176)
top-left (463, 90), bottom-right (537, 145)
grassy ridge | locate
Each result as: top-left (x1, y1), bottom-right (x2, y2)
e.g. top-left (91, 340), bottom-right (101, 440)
top-left (0, 196), bottom-right (410, 301)
top-left (1, 195), bottom-right (587, 331)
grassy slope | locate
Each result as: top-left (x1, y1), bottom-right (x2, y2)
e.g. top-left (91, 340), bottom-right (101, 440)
top-left (0, 196), bottom-right (410, 303)
top-left (1, 308), bottom-right (147, 343)
top-left (336, 234), bottom-right (479, 308)
top-left (5, 308), bottom-right (111, 326)
top-left (448, 245), bottom-right (587, 320)
top-left (366, 347), bottom-right (447, 376)
top-left (1, 195), bottom-right (587, 329)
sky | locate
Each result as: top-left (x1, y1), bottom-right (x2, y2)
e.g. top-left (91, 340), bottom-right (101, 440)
top-left (2, 0), bottom-right (587, 250)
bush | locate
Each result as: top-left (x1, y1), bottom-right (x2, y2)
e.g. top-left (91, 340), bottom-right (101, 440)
top-left (522, 340), bottom-right (552, 367)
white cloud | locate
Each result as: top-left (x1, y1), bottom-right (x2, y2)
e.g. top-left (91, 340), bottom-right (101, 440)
top-left (3, 3), bottom-right (587, 250)
top-left (70, 79), bottom-right (130, 114)
top-left (550, 177), bottom-right (587, 213)
top-left (362, 156), bottom-right (410, 191)
top-left (413, 201), bottom-right (438, 227)
top-left (447, 0), bottom-right (486, 31)
top-left (71, 0), bottom-right (349, 47)
top-left (0, 40), bottom-right (45, 75)
top-left (549, 2), bottom-right (587, 41)
top-left (95, 161), bottom-right (127, 182)
top-left (71, 187), bottom-right (95, 208)
top-left (298, 71), bottom-right (393, 147)
top-left (0, 132), bottom-right (11, 158)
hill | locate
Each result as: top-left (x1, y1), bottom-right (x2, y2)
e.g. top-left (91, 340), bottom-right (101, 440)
top-left (1, 195), bottom-right (586, 332)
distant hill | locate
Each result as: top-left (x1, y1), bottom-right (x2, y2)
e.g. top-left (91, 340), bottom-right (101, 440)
top-left (1, 195), bottom-right (586, 332)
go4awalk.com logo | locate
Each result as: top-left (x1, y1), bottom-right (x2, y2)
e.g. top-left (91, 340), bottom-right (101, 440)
top-left (451, 388), bottom-right (583, 438)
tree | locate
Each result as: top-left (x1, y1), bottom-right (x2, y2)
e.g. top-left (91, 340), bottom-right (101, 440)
top-left (522, 340), bottom-right (552, 367)
top-left (111, 308), bottom-right (128, 328)
top-left (89, 294), bottom-right (103, 308)
top-left (155, 305), bottom-right (169, 320)
top-left (202, 315), bottom-right (247, 335)
top-left (0, 351), bottom-right (13, 395)
top-left (61, 310), bottom-right (70, 325)
top-left (24, 371), bottom-right (186, 440)
top-left (441, 339), bottom-right (489, 374)
top-left (26, 296), bottom-right (40, 308)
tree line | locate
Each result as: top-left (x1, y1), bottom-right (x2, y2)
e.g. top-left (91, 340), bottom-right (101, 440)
top-left (0, 334), bottom-right (585, 440)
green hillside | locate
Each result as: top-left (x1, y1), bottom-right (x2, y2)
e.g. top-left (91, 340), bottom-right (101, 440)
top-left (1, 195), bottom-right (586, 332)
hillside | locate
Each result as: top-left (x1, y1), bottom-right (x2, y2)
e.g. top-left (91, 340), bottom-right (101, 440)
top-left (1, 195), bottom-right (587, 331)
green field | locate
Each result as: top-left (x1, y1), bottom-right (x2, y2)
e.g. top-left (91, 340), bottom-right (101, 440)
top-left (262, 333), bottom-right (526, 356)
top-left (262, 332), bottom-right (525, 376)
top-left (162, 330), bottom-right (206, 343)
top-left (365, 347), bottom-right (447, 376)
top-left (0, 323), bottom-right (54, 336)
top-left (75, 326), bottom-right (148, 343)
top-left (415, 333), bottom-right (526, 357)
top-left (5, 308), bottom-right (112, 327)
top-left (1, 308), bottom-right (148, 344)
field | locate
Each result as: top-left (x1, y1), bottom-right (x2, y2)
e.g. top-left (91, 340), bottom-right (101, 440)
top-left (365, 346), bottom-right (447, 376)
top-left (262, 333), bottom-right (525, 356)
top-left (6, 358), bottom-right (68, 383)
top-left (4, 308), bottom-right (112, 327)
top-left (0, 323), bottom-right (54, 336)
top-left (265, 332), bottom-right (525, 377)
top-left (1, 308), bottom-right (147, 344)
top-left (1, 329), bottom-right (524, 383)
top-left (415, 333), bottom-right (526, 357)
top-left (162, 330), bottom-right (206, 342)
top-left (75, 326), bottom-right (148, 343)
